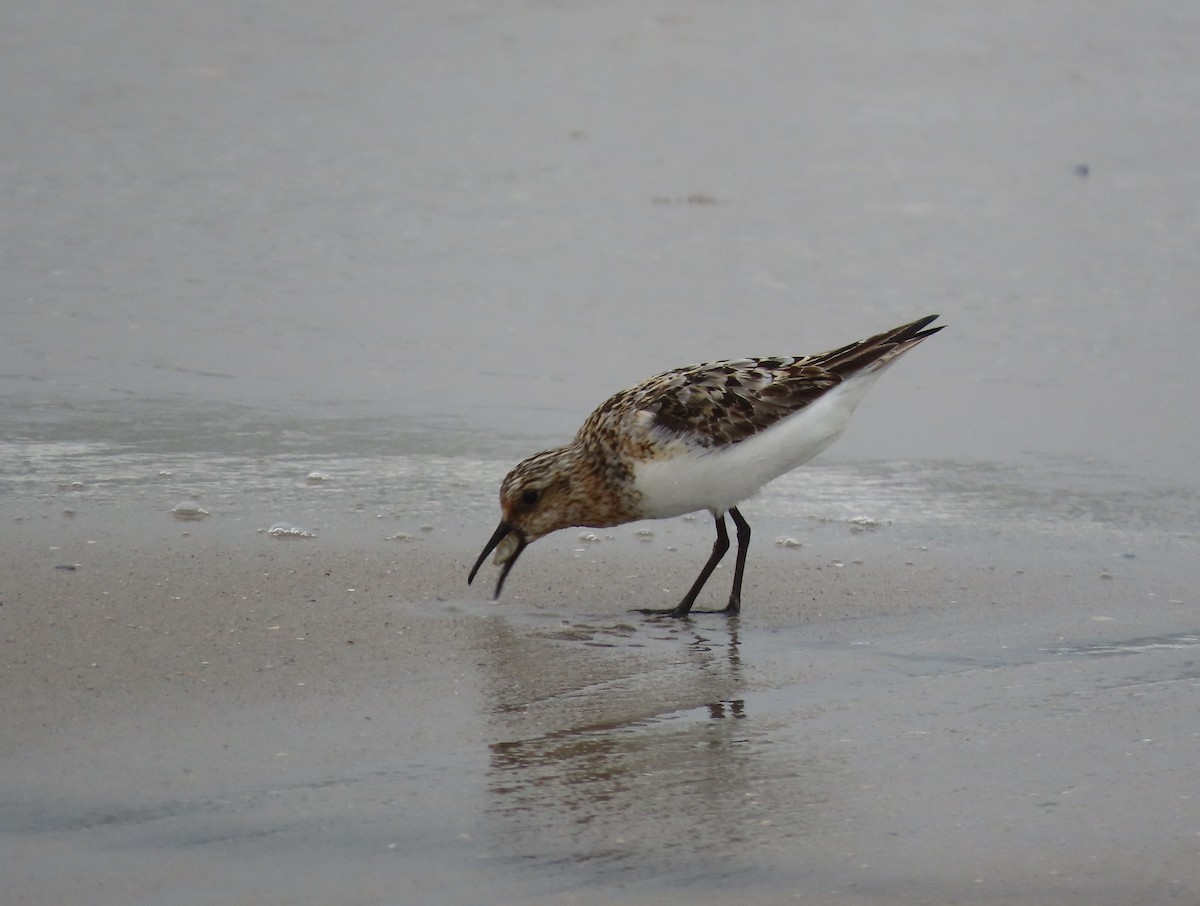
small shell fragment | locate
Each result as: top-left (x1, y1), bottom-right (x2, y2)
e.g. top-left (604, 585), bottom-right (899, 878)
top-left (493, 532), bottom-right (520, 565)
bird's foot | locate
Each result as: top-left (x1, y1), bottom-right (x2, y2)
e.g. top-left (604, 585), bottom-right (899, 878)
top-left (632, 606), bottom-right (692, 619)
top-left (630, 603), bottom-right (739, 619)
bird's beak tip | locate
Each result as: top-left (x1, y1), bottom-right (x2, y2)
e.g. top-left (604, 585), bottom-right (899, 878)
top-left (469, 520), bottom-right (527, 597)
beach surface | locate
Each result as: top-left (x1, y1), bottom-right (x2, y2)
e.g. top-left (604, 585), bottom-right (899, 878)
top-left (3, 2), bottom-right (1199, 904)
top-left (2, 500), bottom-right (1197, 905)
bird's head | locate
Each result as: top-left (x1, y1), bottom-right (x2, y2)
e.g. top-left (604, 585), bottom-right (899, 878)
top-left (467, 448), bottom-right (584, 599)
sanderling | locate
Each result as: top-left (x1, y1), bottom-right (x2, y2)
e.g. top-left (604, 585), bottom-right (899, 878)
top-left (469, 314), bottom-right (943, 616)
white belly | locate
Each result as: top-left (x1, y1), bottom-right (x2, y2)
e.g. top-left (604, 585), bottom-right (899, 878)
top-left (631, 370), bottom-right (885, 518)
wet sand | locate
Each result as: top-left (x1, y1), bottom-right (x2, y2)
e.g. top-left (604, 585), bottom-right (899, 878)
top-left (3, 509), bottom-right (1196, 905)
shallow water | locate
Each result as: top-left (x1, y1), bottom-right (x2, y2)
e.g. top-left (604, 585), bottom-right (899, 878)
top-left (5, 402), bottom-right (1195, 576)
top-left (5, 592), bottom-right (1197, 905)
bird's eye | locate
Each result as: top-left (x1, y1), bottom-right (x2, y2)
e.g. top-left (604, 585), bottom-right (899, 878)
top-left (520, 488), bottom-right (541, 506)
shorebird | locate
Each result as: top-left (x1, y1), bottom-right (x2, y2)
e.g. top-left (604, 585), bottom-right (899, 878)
top-left (469, 314), bottom-right (943, 616)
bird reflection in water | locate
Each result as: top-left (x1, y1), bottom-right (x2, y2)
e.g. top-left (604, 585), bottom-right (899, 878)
top-left (478, 619), bottom-right (828, 878)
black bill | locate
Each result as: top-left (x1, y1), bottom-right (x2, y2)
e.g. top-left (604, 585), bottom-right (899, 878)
top-left (467, 520), bottom-right (527, 600)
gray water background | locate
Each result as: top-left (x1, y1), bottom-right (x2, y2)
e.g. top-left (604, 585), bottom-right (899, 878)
top-left (4, 2), bottom-right (1198, 493)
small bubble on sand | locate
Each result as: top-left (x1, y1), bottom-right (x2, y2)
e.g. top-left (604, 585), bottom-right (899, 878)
top-left (171, 501), bottom-right (210, 521)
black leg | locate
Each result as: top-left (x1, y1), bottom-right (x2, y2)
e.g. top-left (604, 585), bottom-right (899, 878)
top-left (723, 506), bottom-right (751, 614)
top-left (674, 511), bottom-right (731, 615)
top-left (635, 510), bottom-right (731, 618)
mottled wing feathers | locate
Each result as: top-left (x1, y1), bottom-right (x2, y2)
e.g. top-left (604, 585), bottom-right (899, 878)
top-left (639, 360), bottom-right (840, 447)
top-left (581, 315), bottom-right (941, 451)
